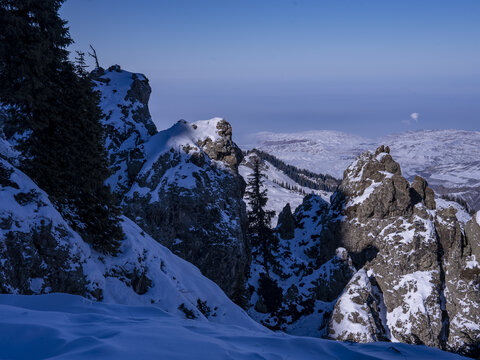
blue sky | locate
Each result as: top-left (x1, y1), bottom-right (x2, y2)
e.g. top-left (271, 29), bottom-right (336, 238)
top-left (61, 0), bottom-right (480, 142)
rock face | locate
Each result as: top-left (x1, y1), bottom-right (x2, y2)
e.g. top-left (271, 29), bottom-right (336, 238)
top-left (276, 203), bottom-right (296, 240)
top-left (0, 141), bottom-right (256, 328)
top-left (0, 157), bottom-right (90, 296)
top-left (326, 146), bottom-right (479, 356)
top-left (249, 144), bottom-right (479, 357)
top-left (121, 118), bottom-right (249, 300)
top-left (92, 65), bottom-right (157, 196)
top-left (329, 269), bottom-right (388, 342)
top-left (445, 212), bottom-right (480, 355)
top-left (92, 66), bottom-right (250, 301)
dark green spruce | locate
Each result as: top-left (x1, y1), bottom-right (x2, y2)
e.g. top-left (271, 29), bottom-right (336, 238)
top-left (245, 157), bottom-right (277, 275)
top-left (0, 0), bottom-right (123, 254)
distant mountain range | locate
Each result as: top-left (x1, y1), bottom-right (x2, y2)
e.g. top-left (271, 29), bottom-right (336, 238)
top-left (249, 129), bottom-right (480, 211)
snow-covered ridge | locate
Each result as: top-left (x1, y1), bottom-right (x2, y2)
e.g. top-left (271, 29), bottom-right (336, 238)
top-left (142, 118), bottom-right (226, 173)
top-left (94, 65), bottom-right (156, 151)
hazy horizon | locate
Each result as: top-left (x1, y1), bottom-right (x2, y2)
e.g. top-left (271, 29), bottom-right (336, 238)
top-left (61, 0), bottom-right (480, 144)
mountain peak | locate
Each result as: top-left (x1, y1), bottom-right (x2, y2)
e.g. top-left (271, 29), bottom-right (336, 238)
top-left (144, 117), bottom-right (242, 172)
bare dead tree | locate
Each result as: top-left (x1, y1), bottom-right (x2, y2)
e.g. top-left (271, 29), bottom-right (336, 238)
top-left (88, 45), bottom-right (100, 68)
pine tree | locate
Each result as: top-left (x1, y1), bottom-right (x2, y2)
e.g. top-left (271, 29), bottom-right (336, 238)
top-left (0, 0), bottom-right (123, 254)
top-left (245, 157), bottom-right (277, 275)
top-left (0, 0), bottom-right (71, 136)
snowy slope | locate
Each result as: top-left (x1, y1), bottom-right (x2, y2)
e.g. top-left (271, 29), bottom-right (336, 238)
top-left (252, 129), bottom-right (480, 210)
top-left (239, 152), bottom-right (331, 224)
top-left (0, 293), bottom-right (468, 360)
top-left (0, 149), bottom-right (256, 329)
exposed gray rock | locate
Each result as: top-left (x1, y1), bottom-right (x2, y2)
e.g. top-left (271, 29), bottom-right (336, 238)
top-left (314, 248), bottom-right (356, 302)
top-left (255, 144), bottom-right (479, 355)
top-left (411, 175), bottom-right (436, 210)
top-left (443, 212), bottom-right (480, 356)
top-left (197, 119), bottom-right (243, 170)
top-left (123, 119), bottom-right (249, 300)
top-left (92, 66), bottom-right (157, 196)
top-left (276, 203), bottom-right (296, 240)
top-left (0, 158), bottom-right (93, 298)
top-left (326, 146), bottom-right (479, 355)
top-left (329, 269), bottom-right (388, 342)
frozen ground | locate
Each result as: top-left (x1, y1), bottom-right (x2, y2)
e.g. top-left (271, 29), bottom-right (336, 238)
top-left (0, 293), bottom-right (468, 360)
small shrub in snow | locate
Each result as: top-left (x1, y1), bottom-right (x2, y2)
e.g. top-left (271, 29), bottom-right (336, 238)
top-left (178, 303), bottom-right (196, 319)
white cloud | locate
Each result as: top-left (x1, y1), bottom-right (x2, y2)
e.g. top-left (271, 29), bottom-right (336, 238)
top-left (402, 112), bottom-right (420, 125)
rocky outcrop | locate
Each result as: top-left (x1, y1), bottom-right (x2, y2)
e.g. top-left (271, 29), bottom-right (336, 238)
top-left (443, 212), bottom-right (480, 355)
top-left (329, 269), bottom-right (388, 342)
top-left (249, 144), bottom-right (479, 356)
top-left (325, 146), bottom-right (479, 356)
top-left (411, 175), bottom-right (436, 210)
top-left (92, 65), bottom-right (157, 196)
top-left (122, 118), bottom-right (249, 300)
top-left (0, 149), bottom-right (256, 327)
top-left (276, 203), bottom-right (296, 240)
top-left (91, 66), bottom-right (250, 302)
top-left (196, 119), bottom-right (243, 170)
top-left (0, 158), bottom-right (92, 297)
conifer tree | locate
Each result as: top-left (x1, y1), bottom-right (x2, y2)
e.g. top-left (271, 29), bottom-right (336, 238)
top-left (0, 0), bottom-right (123, 254)
top-left (0, 0), bottom-right (71, 136)
top-left (245, 157), bottom-right (277, 275)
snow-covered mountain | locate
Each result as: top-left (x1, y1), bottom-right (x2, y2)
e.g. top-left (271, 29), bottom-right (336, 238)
top-left (245, 144), bottom-right (480, 357)
top-left (2, 65), bottom-right (479, 359)
top-left (0, 143), bottom-right (256, 328)
top-left (251, 129), bottom-right (480, 211)
top-left (94, 66), bottom-right (248, 300)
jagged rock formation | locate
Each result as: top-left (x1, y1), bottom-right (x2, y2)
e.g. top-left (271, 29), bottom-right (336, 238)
top-left (329, 269), bottom-right (389, 342)
top-left (247, 144), bottom-right (479, 357)
top-left (247, 194), bottom-right (355, 336)
top-left (92, 65), bottom-right (157, 196)
top-left (91, 66), bottom-right (250, 300)
top-left (327, 145), bottom-right (480, 356)
top-left (122, 118), bottom-right (248, 299)
top-left (277, 203), bottom-right (296, 240)
top-left (444, 212), bottom-right (480, 355)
